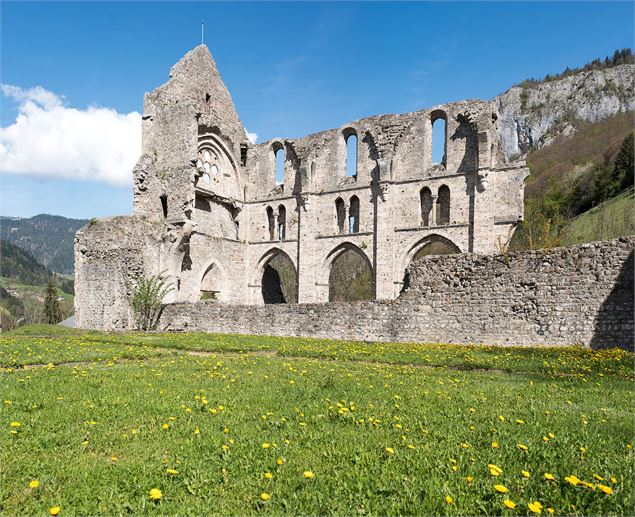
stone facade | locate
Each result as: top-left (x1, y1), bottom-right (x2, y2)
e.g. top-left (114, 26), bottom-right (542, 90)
top-left (160, 238), bottom-right (634, 349)
top-left (75, 45), bottom-right (532, 330)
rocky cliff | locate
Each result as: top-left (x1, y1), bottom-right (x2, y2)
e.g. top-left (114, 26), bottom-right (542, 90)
top-left (495, 64), bottom-right (635, 160)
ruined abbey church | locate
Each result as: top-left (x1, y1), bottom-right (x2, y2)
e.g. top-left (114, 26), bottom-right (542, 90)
top-left (75, 45), bottom-right (632, 349)
top-left (75, 45), bottom-right (527, 325)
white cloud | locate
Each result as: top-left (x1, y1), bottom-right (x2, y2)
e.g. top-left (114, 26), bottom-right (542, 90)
top-left (0, 84), bottom-right (141, 187)
top-left (246, 131), bottom-right (258, 144)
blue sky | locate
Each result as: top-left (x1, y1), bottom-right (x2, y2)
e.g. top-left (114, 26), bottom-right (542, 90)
top-left (1, 1), bottom-right (633, 219)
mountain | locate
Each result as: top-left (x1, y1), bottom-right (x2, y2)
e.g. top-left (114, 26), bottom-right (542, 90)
top-left (0, 239), bottom-right (75, 330)
top-left (495, 50), bottom-right (635, 159)
top-left (0, 214), bottom-right (88, 274)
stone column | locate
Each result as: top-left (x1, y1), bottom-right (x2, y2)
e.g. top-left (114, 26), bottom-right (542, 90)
top-left (430, 194), bottom-right (438, 227)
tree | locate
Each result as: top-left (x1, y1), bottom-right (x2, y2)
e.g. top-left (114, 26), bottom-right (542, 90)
top-left (43, 281), bottom-right (62, 324)
top-left (130, 273), bottom-right (174, 331)
top-left (611, 132), bottom-right (634, 194)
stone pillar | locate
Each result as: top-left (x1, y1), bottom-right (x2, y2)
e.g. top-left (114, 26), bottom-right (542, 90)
top-left (430, 194), bottom-right (438, 227)
top-left (373, 159), bottom-right (394, 300)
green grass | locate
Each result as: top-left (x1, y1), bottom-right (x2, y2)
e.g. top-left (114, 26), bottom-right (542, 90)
top-left (561, 189), bottom-right (635, 245)
top-left (1, 326), bottom-right (633, 515)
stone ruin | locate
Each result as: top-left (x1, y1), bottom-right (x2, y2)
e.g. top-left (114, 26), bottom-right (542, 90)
top-left (75, 45), bottom-right (532, 330)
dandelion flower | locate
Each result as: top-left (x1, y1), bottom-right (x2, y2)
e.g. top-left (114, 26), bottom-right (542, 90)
top-left (385, 447), bottom-right (395, 454)
top-left (492, 442), bottom-right (500, 449)
top-left (598, 484), bottom-right (613, 495)
top-left (488, 464), bottom-right (503, 476)
top-left (445, 495), bottom-right (453, 504)
top-left (528, 501), bottom-right (543, 514)
top-left (264, 472), bottom-right (273, 479)
top-left (517, 444), bottom-right (528, 451)
top-left (276, 458), bottom-right (284, 465)
top-left (303, 471), bottom-right (315, 479)
top-left (610, 476), bottom-right (617, 484)
top-left (29, 480), bottom-right (39, 488)
top-left (49, 506), bottom-right (61, 516)
top-left (494, 484), bottom-right (509, 493)
top-left (544, 473), bottom-right (555, 481)
top-left (262, 442), bottom-right (270, 449)
top-left (564, 475), bottom-right (580, 486)
top-left (521, 470), bottom-right (531, 478)
top-left (161, 423), bottom-right (170, 430)
top-left (10, 422), bottom-right (21, 427)
top-left (503, 499), bottom-right (516, 509)
top-left (166, 468), bottom-right (178, 476)
top-left (260, 492), bottom-right (270, 501)
top-left (515, 419), bottom-right (525, 425)
top-left (547, 508), bottom-right (554, 514)
top-left (149, 488), bottom-right (162, 501)
top-left (466, 476), bottom-right (474, 484)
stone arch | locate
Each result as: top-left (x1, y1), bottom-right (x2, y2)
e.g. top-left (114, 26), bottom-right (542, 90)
top-left (199, 262), bottom-right (229, 302)
top-left (251, 247), bottom-right (298, 304)
top-left (322, 242), bottom-right (374, 302)
top-left (399, 234), bottom-right (461, 293)
top-left (272, 141), bottom-right (285, 185)
top-left (343, 127), bottom-right (358, 178)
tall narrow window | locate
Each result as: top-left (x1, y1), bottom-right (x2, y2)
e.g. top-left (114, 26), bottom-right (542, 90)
top-left (266, 206), bottom-right (275, 240)
top-left (160, 195), bottom-right (168, 219)
top-left (275, 145), bottom-right (285, 185)
top-left (437, 185), bottom-right (450, 225)
top-left (335, 197), bottom-right (346, 234)
top-left (277, 205), bottom-right (286, 240)
top-left (431, 115), bottom-right (447, 165)
top-left (420, 187), bottom-right (433, 227)
top-left (345, 132), bottom-right (357, 177)
top-left (349, 195), bottom-right (360, 234)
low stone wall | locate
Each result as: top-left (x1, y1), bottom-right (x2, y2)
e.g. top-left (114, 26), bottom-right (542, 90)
top-left (159, 237), bottom-right (634, 349)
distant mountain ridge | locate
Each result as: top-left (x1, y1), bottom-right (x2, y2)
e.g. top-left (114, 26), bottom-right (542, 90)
top-left (0, 214), bottom-right (87, 275)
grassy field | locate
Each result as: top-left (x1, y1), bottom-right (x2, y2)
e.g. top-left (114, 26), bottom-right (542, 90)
top-left (1, 327), bottom-right (633, 515)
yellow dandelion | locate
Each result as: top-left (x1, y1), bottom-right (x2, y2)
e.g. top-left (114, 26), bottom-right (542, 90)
top-left (385, 447), bottom-right (395, 454)
top-left (149, 488), bottom-right (162, 501)
top-left (49, 506), bottom-right (61, 516)
top-left (515, 419), bottom-right (525, 425)
top-left (262, 442), bottom-right (270, 449)
top-left (492, 442), bottom-right (500, 449)
top-left (517, 443), bottom-right (528, 451)
top-left (528, 501), bottom-right (543, 514)
top-left (264, 472), bottom-right (273, 479)
top-left (488, 464), bottom-right (503, 476)
top-left (593, 474), bottom-right (604, 481)
top-left (547, 508), bottom-right (554, 514)
top-left (598, 484), bottom-right (613, 495)
top-left (564, 475), bottom-right (580, 486)
top-left (276, 458), bottom-right (284, 465)
top-left (303, 470), bottom-right (315, 479)
top-left (10, 421), bottom-right (21, 427)
top-left (544, 473), bottom-right (555, 481)
top-left (494, 484), bottom-right (509, 493)
top-left (29, 480), bottom-right (39, 488)
top-left (610, 476), bottom-right (617, 484)
top-left (161, 423), bottom-right (169, 430)
top-left (466, 476), bottom-right (474, 483)
top-left (166, 468), bottom-right (178, 476)
top-left (499, 415), bottom-right (505, 422)
top-left (260, 492), bottom-right (270, 501)
top-left (503, 499), bottom-right (517, 509)
top-left (521, 470), bottom-right (531, 478)
top-left (194, 427), bottom-right (200, 435)
top-left (445, 495), bottom-right (453, 504)
top-left (407, 444), bottom-right (416, 450)
top-left (460, 442), bottom-right (470, 449)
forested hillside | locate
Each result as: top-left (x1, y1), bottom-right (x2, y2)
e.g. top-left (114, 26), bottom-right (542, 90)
top-left (0, 214), bottom-right (87, 274)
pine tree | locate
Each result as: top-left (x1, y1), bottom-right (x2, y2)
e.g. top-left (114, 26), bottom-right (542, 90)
top-left (43, 281), bottom-right (62, 324)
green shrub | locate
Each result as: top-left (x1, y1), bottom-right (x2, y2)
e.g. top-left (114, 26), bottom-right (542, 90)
top-left (130, 273), bottom-right (174, 330)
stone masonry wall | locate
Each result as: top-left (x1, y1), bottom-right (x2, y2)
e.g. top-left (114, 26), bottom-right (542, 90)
top-left (159, 238), bottom-right (634, 349)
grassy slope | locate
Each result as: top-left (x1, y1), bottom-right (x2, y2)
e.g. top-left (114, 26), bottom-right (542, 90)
top-left (1, 328), bottom-right (633, 515)
top-left (561, 189), bottom-right (634, 245)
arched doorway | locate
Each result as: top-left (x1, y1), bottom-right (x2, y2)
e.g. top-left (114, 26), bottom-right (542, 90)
top-left (401, 235), bottom-right (460, 292)
top-left (327, 244), bottom-right (374, 302)
top-left (260, 251), bottom-right (297, 304)
top-left (200, 263), bottom-right (223, 301)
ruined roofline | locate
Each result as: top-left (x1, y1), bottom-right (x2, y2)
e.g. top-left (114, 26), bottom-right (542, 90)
top-left (250, 98), bottom-right (494, 148)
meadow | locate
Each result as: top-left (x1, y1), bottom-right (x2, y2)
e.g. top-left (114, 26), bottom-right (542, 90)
top-left (1, 327), bottom-right (633, 515)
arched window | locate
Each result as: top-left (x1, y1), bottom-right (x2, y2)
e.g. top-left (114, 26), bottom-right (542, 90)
top-left (437, 185), bottom-right (450, 225)
top-left (277, 205), bottom-right (286, 240)
top-left (266, 206), bottom-right (275, 240)
top-left (274, 144), bottom-right (284, 185)
top-left (345, 130), bottom-right (357, 177)
top-left (420, 187), bottom-right (432, 227)
top-left (335, 197), bottom-right (346, 234)
top-left (431, 112), bottom-right (447, 165)
top-left (348, 195), bottom-right (360, 234)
